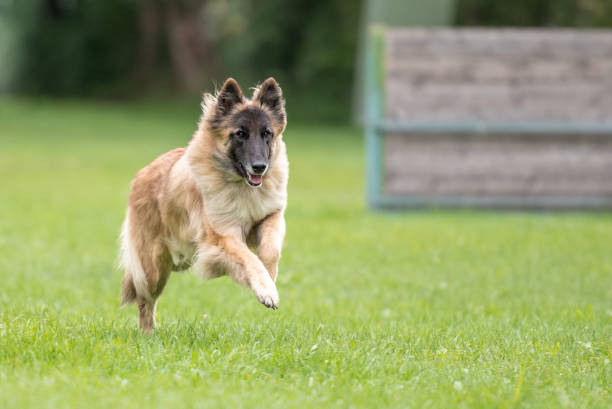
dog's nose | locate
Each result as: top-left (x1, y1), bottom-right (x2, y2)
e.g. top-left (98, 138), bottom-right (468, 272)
top-left (251, 163), bottom-right (267, 174)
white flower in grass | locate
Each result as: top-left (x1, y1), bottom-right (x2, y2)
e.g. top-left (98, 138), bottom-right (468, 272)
top-left (453, 381), bottom-right (463, 391)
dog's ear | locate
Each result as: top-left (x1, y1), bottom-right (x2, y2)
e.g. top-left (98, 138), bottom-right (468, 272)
top-left (254, 77), bottom-right (286, 123)
top-left (216, 78), bottom-right (244, 116)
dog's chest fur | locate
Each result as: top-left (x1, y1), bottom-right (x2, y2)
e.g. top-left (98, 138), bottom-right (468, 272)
top-left (167, 185), bottom-right (283, 271)
top-left (202, 168), bottom-right (287, 236)
top-left (164, 152), bottom-right (287, 267)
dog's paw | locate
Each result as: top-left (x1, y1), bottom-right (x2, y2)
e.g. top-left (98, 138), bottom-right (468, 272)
top-left (253, 281), bottom-right (279, 310)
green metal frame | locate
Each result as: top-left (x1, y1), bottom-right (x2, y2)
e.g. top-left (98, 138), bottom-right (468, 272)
top-left (364, 25), bottom-right (386, 209)
top-left (364, 25), bottom-right (612, 210)
top-left (376, 120), bottom-right (612, 135)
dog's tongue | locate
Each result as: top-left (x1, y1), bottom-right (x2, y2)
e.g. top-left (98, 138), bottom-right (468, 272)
top-left (248, 173), bottom-right (263, 185)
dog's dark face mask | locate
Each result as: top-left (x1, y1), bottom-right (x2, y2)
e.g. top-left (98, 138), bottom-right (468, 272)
top-left (210, 78), bottom-right (286, 187)
top-left (228, 108), bottom-right (273, 187)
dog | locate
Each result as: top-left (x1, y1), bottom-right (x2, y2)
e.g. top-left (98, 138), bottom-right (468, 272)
top-left (119, 77), bottom-right (288, 333)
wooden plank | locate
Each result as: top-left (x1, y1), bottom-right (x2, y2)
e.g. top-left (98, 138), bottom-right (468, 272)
top-left (387, 59), bottom-right (612, 84)
top-left (384, 132), bottom-right (612, 199)
top-left (387, 82), bottom-right (612, 121)
top-left (386, 29), bottom-right (612, 59)
top-left (384, 29), bottom-right (612, 122)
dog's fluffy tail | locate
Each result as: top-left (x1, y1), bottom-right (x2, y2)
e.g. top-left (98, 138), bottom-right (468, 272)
top-left (121, 272), bottom-right (138, 306)
top-left (119, 212), bottom-right (150, 306)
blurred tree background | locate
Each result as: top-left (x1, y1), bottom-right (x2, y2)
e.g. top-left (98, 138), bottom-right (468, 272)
top-left (0, 0), bottom-right (360, 120)
top-left (0, 0), bottom-right (611, 120)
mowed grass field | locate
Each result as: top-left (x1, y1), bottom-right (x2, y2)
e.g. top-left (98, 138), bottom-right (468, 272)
top-left (0, 97), bottom-right (610, 409)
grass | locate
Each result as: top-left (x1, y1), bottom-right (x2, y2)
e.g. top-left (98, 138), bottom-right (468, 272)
top-left (0, 97), bottom-right (610, 409)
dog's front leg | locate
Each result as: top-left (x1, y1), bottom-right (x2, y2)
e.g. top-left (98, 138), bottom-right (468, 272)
top-left (256, 210), bottom-right (285, 282)
top-left (201, 230), bottom-right (279, 309)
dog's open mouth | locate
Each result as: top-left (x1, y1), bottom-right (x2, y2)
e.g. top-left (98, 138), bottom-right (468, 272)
top-left (239, 163), bottom-right (264, 187)
top-left (246, 171), bottom-right (263, 187)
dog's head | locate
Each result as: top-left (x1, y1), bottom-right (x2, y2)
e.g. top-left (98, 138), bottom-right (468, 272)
top-left (203, 77), bottom-right (286, 187)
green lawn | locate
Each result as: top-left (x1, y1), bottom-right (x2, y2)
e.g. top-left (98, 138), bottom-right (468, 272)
top-left (0, 97), bottom-right (610, 409)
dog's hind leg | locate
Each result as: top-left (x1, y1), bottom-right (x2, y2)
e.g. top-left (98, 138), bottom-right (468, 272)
top-left (134, 252), bottom-right (171, 333)
top-left (120, 214), bottom-right (172, 333)
top-left (133, 260), bottom-right (170, 334)
top-left (138, 298), bottom-right (157, 334)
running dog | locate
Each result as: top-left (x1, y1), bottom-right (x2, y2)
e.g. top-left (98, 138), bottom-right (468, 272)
top-left (119, 78), bottom-right (288, 333)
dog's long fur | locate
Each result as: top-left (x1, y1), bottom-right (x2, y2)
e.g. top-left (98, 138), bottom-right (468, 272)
top-left (119, 78), bottom-right (288, 333)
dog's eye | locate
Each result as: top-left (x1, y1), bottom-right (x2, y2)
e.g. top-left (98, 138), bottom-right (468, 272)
top-left (235, 130), bottom-right (248, 139)
top-left (262, 128), bottom-right (272, 138)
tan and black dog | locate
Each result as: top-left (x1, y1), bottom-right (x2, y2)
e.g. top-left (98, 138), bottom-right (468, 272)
top-left (119, 78), bottom-right (288, 333)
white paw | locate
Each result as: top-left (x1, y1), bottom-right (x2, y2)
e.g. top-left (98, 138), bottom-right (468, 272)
top-left (253, 280), bottom-right (279, 309)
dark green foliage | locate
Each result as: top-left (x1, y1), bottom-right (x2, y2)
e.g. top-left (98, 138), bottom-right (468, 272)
top-left (5, 0), bottom-right (611, 120)
top-left (207, 0), bottom-right (361, 120)
top-left (4, 0), bottom-right (362, 119)
top-left (456, 0), bottom-right (612, 27)
top-left (7, 0), bottom-right (139, 95)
